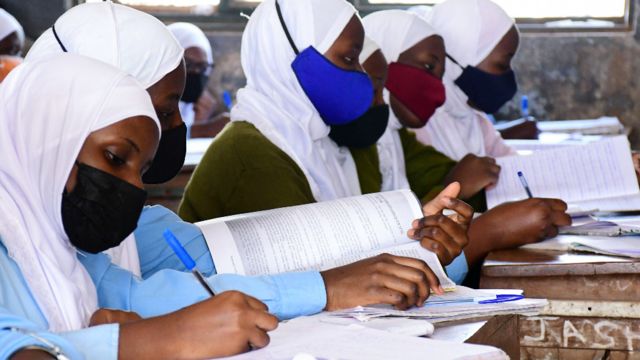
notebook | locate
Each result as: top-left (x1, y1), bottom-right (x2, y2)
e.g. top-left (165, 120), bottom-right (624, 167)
top-left (486, 136), bottom-right (640, 212)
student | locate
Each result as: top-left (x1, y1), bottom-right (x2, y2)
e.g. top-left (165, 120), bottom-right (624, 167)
top-left (168, 22), bottom-right (226, 137)
top-left (0, 9), bottom-right (23, 56)
top-left (26, 1), bottom-right (448, 318)
top-left (0, 54), bottom-right (278, 360)
top-left (180, 0), bottom-right (473, 281)
top-left (360, 10), bottom-right (571, 276)
top-left (411, 0), bottom-right (519, 161)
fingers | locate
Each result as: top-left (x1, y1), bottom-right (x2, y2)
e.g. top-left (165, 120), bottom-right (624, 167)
top-left (444, 198), bottom-right (474, 226)
top-left (244, 295), bottom-right (269, 312)
top-left (369, 287), bottom-right (412, 310)
top-left (411, 215), bottom-right (468, 248)
top-left (247, 327), bottom-right (271, 350)
top-left (422, 182), bottom-right (461, 215)
top-left (542, 198), bottom-right (569, 212)
top-left (253, 311), bottom-right (279, 332)
top-left (386, 255), bottom-right (443, 296)
top-left (372, 272), bottom-right (420, 308)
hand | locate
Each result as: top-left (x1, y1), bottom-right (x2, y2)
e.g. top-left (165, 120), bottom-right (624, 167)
top-left (89, 309), bottom-right (142, 326)
top-left (465, 198), bottom-right (572, 266)
top-left (321, 253), bottom-right (444, 311)
top-left (194, 88), bottom-right (217, 123)
top-left (408, 182), bottom-right (473, 265)
top-left (118, 291), bottom-right (278, 360)
top-left (444, 154), bottom-right (501, 199)
top-left (498, 119), bottom-right (539, 140)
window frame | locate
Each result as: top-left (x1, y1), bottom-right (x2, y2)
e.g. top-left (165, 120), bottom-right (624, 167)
top-left (75, 0), bottom-right (634, 33)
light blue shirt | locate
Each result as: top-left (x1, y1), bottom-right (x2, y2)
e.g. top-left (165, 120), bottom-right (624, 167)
top-left (446, 252), bottom-right (469, 285)
top-left (80, 206), bottom-right (327, 320)
top-left (0, 240), bottom-right (118, 360)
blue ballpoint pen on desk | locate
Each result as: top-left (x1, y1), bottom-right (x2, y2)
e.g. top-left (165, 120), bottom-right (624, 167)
top-left (517, 171), bottom-right (533, 198)
top-left (478, 294), bottom-right (524, 304)
top-left (163, 229), bottom-right (216, 296)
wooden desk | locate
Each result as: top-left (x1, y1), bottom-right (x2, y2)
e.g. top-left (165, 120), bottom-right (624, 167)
top-left (481, 248), bottom-right (640, 359)
top-left (433, 315), bottom-right (520, 359)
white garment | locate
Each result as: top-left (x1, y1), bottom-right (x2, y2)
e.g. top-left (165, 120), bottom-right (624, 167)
top-left (230, 0), bottom-right (361, 202)
top-left (0, 9), bottom-right (24, 49)
top-left (413, 0), bottom-right (517, 161)
top-left (0, 53), bottom-right (159, 331)
top-left (362, 10), bottom-right (438, 192)
top-left (25, 2), bottom-right (185, 275)
top-left (359, 36), bottom-right (379, 66)
top-left (25, 2), bottom-right (184, 89)
top-left (168, 22), bottom-right (214, 71)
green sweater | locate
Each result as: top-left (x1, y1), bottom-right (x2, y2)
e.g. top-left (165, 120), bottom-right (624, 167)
top-left (179, 122), bottom-right (482, 222)
top-left (179, 121), bottom-right (315, 222)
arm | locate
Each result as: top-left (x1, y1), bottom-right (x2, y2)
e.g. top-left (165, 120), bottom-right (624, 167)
top-left (0, 306), bottom-right (103, 360)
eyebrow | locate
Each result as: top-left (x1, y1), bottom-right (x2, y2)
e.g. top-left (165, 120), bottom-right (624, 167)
top-left (125, 138), bottom-right (141, 153)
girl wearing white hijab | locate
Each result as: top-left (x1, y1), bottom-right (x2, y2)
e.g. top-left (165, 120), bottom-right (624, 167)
top-left (0, 53), bottom-right (277, 360)
top-left (168, 22), bottom-right (215, 134)
top-left (180, 0), bottom-right (459, 310)
top-left (0, 8), bottom-right (23, 56)
top-left (412, 0), bottom-right (518, 161)
top-left (26, 2), bottom-right (186, 275)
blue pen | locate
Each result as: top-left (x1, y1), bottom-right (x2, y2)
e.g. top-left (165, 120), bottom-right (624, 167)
top-left (163, 229), bottom-right (216, 296)
top-left (517, 171), bottom-right (533, 198)
top-left (521, 95), bottom-right (529, 118)
top-left (222, 90), bottom-right (233, 110)
top-left (478, 294), bottom-right (524, 304)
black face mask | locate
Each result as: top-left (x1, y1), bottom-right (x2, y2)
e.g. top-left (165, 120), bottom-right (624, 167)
top-left (181, 73), bottom-right (208, 103)
top-left (62, 163), bottom-right (147, 254)
top-left (329, 104), bottom-right (389, 148)
top-left (448, 54), bottom-right (518, 114)
top-left (142, 123), bottom-right (187, 184)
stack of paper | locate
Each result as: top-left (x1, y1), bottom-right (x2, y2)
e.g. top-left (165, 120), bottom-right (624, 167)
top-left (222, 316), bottom-right (508, 360)
top-left (329, 287), bottom-right (547, 324)
top-left (522, 235), bottom-right (640, 259)
top-left (536, 116), bottom-right (624, 135)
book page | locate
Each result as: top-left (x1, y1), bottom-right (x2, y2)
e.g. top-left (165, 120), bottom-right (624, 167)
top-left (486, 136), bottom-right (638, 208)
top-left (198, 190), bottom-right (424, 276)
top-left (570, 193), bottom-right (640, 212)
top-left (222, 316), bottom-right (508, 360)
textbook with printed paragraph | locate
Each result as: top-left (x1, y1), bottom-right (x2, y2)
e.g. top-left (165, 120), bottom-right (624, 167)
top-left (486, 136), bottom-right (640, 212)
top-left (197, 190), bottom-right (456, 290)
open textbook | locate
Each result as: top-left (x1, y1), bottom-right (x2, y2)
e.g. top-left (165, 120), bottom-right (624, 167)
top-left (197, 190), bottom-right (456, 290)
top-left (486, 136), bottom-right (640, 211)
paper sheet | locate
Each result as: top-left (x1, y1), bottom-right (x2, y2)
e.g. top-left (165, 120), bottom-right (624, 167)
top-left (221, 316), bottom-right (508, 360)
top-left (522, 234), bottom-right (640, 258)
top-left (486, 136), bottom-right (639, 208)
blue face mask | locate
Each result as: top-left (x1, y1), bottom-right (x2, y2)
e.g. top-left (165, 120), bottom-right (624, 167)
top-left (276, 1), bottom-right (373, 125)
top-left (448, 54), bottom-right (517, 114)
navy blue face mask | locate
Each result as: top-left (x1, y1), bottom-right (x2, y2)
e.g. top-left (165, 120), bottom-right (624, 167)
top-left (276, 1), bottom-right (373, 125)
top-left (448, 54), bottom-right (517, 114)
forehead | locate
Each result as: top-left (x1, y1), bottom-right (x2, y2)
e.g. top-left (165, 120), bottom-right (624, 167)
top-left (184, 47), bottom-right (208, 63)
top-left (493, 26), bottom-right (519, 55)
top-left (403, 35), bottom-right (445, 58)
top-left (363, 49), bottom-right (387, 77)
top-left (333, 16), bottom-right (365, 48)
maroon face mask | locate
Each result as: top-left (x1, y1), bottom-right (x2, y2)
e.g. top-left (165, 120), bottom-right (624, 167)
top-left (385, 62), bottom-right (446, 126)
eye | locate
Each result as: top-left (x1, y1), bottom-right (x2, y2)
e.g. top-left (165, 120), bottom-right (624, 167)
top-left (344, 56), bottom-right (354, 64)
top-left (105, 150), bottom-right (126, 166)
top-left (425, 63), bottom-right (435, 71)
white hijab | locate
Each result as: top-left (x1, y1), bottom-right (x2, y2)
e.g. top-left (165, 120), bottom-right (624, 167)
top-left (231, 0), bottom-right (361, 202)
top-left (25, 2), bottom-right (184, 89)
top-left (25, 2), bottom-right (184, 276)
top-left (169, 22), bottom-right (214, 130)
top-left (0, 8), bottom-right (24, 49)
top-left (0, 53), bottom-right (159, 332)
top-left (415, 0), bottom-right (515, 160)
top-left (363, 10), bottom-right (438, 192)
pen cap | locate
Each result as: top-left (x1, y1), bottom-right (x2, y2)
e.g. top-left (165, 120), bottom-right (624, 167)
top-left (163, 229), bottom-right (196, 271)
